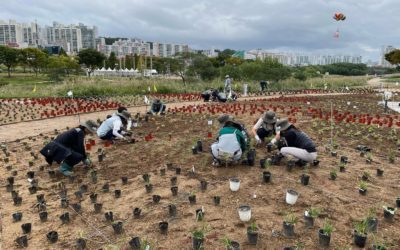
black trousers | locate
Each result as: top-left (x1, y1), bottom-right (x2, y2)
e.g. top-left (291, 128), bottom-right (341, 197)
top-left (64, 150), bottom-right (84, 167)
top-left (256, 127), bottom-right (273, 141)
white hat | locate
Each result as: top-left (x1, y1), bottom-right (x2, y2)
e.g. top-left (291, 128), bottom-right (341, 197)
top-left (225, 75), bottom-right (230, 78)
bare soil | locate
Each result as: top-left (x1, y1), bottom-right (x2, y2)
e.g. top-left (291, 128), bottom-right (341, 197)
top-left (1, 94), bottom-right (399, 250)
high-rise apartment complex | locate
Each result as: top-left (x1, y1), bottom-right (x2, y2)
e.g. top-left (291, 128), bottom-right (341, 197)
top-left (0, 20), bottom-right (39, 48)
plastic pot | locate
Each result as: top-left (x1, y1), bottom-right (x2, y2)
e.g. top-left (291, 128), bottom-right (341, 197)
top-left (153, 195), bottom-right (161, 203)
top-left (170, 176), bottom-right (177, 186)
top-left (112, 221), bottom-right (123, 234)
top-left (286, 189), bottom-right (299, 205)
top-left (200, 180), bottom-right (208, 191)
top-left (396, 198), bottom-right (400, 208)
top-left (159, 221), bottom-right (168, 234)
top-left (247, 227), bottom-right (258, 245)
top-left (196, 140), bottom-right (203, 152)
top-left (129, 237), bottom-right (141, 250)
top-left (377, 168), bottom-right (384, 177)
top-left (196, 208), bottom-right (204, 221)
top-left (359, 188), bottom-right (367, 195)
top-left (60, 212), bottom-right (70, 224)
top-left (213, 196), bottom-right (221, 206)
top-left (171, 186), bottom-right (178, 196)
top-left (15, 235), bottom-right (28, 248)
top-left (189, 195), bottom-right (196, 204)
top-left (79, 184), bottom-right (88, 193)
top-left (21, 223), bottom-right (32, 234)
top-left (353, 231), bottom-right (367, 248)
top-left (283, 221), bottom-right (295, 238)
top-left (102, 183), bottom-right (110, 192)
top-left (367, 218), bottom-right (378, 233)
top-left (176, 167), bottom-right (181, 175)
top-left (247, 149), bottom-right (256, 166)
top-left (229, 178), bottom-right (240, 192)
top-left (286, 160), bottom-right (295, 172)
top-left (238, 205), bottom-right (251, 222)
top-left (47, 231), bottom-right (58, 243)
top-left (61, 198), bottom-right (69, 208)
top-left (169, 204), bottom-right (177, 217)
top-left (94, 203), bottom-right (103, 213)
top-left (72, 203), bottom-right (81, 213)
top-left (192, 146), bottom-right (198, 154)
top-left (192, 237), bottom-right (204, 250)
top-left (13, 196), bottom-right (22, 206)
top-left (76, 238), bottom-right (86, 250)
top-left (262, 171), bottom-right (271, 183)
top-left (318, 229), bottom-right (331, 247)
top-left (13, 212), bottom-right (23, 222)
top-left (304, 214), bottom-right (314, 228)
top-left (39, 211), bottom-right (48, 222)
top-left (383, 207), bottom-right (395, 222)
top-left (105, 211), bottom-right (114, 222)
top-left (89, 193), bottom-right (97, 203)
top-left (27, 171), bottom-right (35, 179)
top-left (121, 176), bottom-right (128, 185)
top-left (301, 174), bottom-right (310, 186)
top-left (115, 190), bottom-right (122, 198)
top-left (133, 208), bottom-right (141, 219)
top-left (228, 240), bottom-right (240, 250)
top-left (160, 168), bottom-right (166, 176)
top-left (145, 184), bottom-right (153, 193)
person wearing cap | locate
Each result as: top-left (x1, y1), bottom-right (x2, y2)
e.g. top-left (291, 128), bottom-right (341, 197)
top-left (218, 114), bottom-right (250, 148)
top-left (97, 110), bottom-right (131, 141)
top-left (149, 99), bottom-right (166, 115)
top-left (252, 111), bottom-right (277, 145)
top-left (271, 118), bottom-right (317, 162)
top-left (40, 120), bottom-right (98, 176)
top-left (116, 106), bottom-right (135, 131)
top-left (211, 115), bottom-right (246, 165)
top-left (224, 75), bottom-right (232, 94)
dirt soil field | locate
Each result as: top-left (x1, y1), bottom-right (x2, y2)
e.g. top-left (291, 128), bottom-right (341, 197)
top-left (1, 93), bottom-right (400, 250)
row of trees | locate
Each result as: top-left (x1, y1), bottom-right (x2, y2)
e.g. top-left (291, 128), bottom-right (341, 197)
top-left (0, 46), bottom-right (80, 79)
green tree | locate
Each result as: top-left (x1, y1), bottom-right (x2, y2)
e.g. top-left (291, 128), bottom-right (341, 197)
top-left (59, 47), bottom-right (67, 56)
top-left (187, 55), bottom-right (218, 81)
top-left (77, 48), bottom-right (106, 77)
top-left (220, 64), bottom-right (242, 80)
top-left (216, 49), bottom-right (235, 67)
top-left (385, 49), bottom-right (400, 67)
top-left (0, 46), bottom-right (19, 77)
top-left (21, 48), bottom-right (48, 76)
top-left (106, 52), bottom-right (118, 69)
top-left (294, 70), bottom-right (307, 81)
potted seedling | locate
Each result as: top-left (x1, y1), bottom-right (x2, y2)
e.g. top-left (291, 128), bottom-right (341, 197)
top-left (383, 206), bottom-right (396, 222)
top-left (76, 231), bottom-right (87, 250)
top-left (112, 221), bottom-right (123, 234)
top-left (128, 236), bottom-right (141, 250)
top-left (366, 152), bottom-right (373, 164)
top-left (300, 166), bottom-right (310, 186)
top-left (229, 178), bottom-right (240, 192)
top-left (396, 197), bottom-right (400, 208)
top-left (170, 176), bottom-right (178, 186)
top-left (283, 213), bottom-right (298, 238)
top-left (169, 204), bottom-right (177, 217)
top-left (366, 208), bottom-right (378, 233)
top-left (21, 223), bottom-right (32, 234)
top-left (192, 225), bottom-right (209, 250)
top-left (354, 220), bottom-right (368, 248)
top-left (376, 167), bottom-right (384, 177)
top-left (153, 195), bottom-right (161, 204)
top-left (362, 171), bottom-right (370, 181)
top-left (89, 193), bottom-right (98, 203)
top-left (372, 236), bottom-right (388, 250)
top-left (105, 211), bottom-right (114, 222)
top-left (171, 186), bottom-right (178, 196)
top-left (12, 212), bottom-right (23, 222)
top-left (60, 212), bottom-right (70, 224)
top-left (247, 221), bottom-right (258, 245)
top-left (15, 235), bottom-right (28, 248)
top-left (90, 170), bottom-right (97, 183)
top-left (133, 207), bottom-right (142, 219)
top-left (189, 191), bottom-right (197, 204)
top-left (145, 181), bottom-right (153, 193)
top-left (339, 162), bottom-right (346, 172)
top-left (159, 221), bottom-right (169, 234)
top-left (200, 180), bottom-right (208, 191)
top-left (221, 236), bottom-right (240, 250)
top-left (102, 183), bottom-right (110, 193)
top-left (114, 189), bottom-right (122, 198)
top-left (318, 219), bottom-right (333, 247)
top-left (196, 208), bottom-right (204, 221)
top-left (39, 211), bottom-right (48, 222)
top-left (47, 231), bottom-right (58, 243)
top-left (238, 205), bottom-right (252, 222)
top-left (94, 203), bottom-right (103, 213)
top-left (304, 207), bottom-right (320, 228)
top-left (213, 196), bottom-right (221, 206)
top-left (359, 181), bottom-right (368, 195)
top-left (286, 189), bottom-right (299, 205)
top-left (121, 176), bottom-right (128, 185)
top-left (330, 169), bottom-right (337, 180)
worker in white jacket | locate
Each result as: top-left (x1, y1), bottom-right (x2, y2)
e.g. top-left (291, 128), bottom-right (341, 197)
top-left (97, 110), bottom-right (131, 141)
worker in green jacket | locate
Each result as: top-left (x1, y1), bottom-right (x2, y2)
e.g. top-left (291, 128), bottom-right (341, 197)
top-left (211, 117), bottom-right (246, 166)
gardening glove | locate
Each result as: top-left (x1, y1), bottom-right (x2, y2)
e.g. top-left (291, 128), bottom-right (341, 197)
top-left (270, 138), bottom-right (277, 145)
top-left (255, 135), bottom-right (262, 145)
top-left (83, 158), bottom-right (92, 166)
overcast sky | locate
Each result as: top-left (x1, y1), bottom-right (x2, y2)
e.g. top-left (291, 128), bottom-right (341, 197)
top-left (1, 0), bottom-right (399, 61)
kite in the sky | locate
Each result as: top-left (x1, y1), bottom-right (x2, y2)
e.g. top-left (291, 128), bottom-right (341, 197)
top-left (333, 13), bottom-right (346, 21)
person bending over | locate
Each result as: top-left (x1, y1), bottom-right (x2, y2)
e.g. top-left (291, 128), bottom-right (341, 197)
top-left (40, 120), bottom-right (98, 176)
top-left (149, 99), bottom-right (166, 115)
top-left (97, 110), bottom-right (131, 141)
top-left (252, 111), bottom-right (277, 145)
top-left (271, 118), bottom-right (317, 163)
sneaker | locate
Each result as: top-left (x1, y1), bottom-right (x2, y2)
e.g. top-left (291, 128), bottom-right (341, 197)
top-left (59, 162), bottom-right (73, 176)
top-left (60, 169), bottom-right (74, 176)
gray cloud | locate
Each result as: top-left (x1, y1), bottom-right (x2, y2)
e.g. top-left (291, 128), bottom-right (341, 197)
top-left (1, 0), bottom-right (399, 61)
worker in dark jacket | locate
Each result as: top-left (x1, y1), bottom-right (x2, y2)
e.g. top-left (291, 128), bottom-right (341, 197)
top-left (271, 118), bottom-right (317, 162)
top-left (149, 99), bottom-right (166, 115)
top-left (40, 120), bottom-right (98, 176)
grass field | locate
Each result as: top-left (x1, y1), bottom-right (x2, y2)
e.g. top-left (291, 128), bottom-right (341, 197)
top-left (0, 73), bottom-right (370, 98)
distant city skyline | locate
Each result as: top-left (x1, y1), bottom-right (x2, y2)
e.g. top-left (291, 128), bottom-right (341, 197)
top-left (1, 0), bottom-right (399, 62)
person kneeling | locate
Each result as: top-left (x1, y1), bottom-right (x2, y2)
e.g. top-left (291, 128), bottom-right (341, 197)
top-left (148, 99), bottom-right (166, 115)
top-left (271, 118), bottom-right (317, 164)
top-left (40, 120), bottom-right (98, 176)
top-left (97, 110), bottom-right (131, 142)
top-left (211, 118), bottom-right (246, 166)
